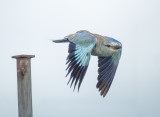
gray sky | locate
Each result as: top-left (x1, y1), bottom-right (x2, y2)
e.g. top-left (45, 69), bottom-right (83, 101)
top-left (0, 0), bottom-right (160, 117)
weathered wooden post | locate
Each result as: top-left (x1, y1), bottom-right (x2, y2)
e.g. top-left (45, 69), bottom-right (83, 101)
top-left (12, 55), bottom-right (35, 117)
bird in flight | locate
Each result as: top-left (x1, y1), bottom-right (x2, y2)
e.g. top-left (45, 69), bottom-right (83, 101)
top-left (52, 30), bottom-right (122, 97)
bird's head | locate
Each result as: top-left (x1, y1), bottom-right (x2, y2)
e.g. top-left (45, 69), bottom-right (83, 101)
top-left (99, 36), bottom-right (122, 57)
top-left (104, 36), bottom-right (122, 50)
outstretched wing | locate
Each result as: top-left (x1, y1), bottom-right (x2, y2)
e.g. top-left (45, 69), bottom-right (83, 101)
top-left (96, 49), bottom-right (122, 97)
top-left (66, 33), bottom-right (97, 91)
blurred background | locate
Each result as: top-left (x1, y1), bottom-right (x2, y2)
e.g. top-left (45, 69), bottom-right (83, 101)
top-left (0, 0), bottom-right (160, 117)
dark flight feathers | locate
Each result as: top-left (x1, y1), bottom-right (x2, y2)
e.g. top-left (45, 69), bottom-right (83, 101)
top-left (97, 56), bottom-right (118, 97)
top-left (66, 42), bottom-right (88, 91)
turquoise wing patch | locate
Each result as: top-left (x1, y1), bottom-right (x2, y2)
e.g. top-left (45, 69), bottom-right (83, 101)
top-left (66, 33), bottom-right (97, 91)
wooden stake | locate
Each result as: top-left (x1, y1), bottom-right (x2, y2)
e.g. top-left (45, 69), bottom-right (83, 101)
top-left (12, 55), bottom-right (35, 117)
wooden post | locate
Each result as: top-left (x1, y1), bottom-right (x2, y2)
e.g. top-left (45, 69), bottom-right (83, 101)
top-left (12, 55), bottom-right (35, 117)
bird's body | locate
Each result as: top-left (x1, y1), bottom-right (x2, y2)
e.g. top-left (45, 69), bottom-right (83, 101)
top-left (53, 30), bottom-right (122, 97)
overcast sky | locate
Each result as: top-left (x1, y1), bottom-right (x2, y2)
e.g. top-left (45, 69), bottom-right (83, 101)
top-left (0, 0), bottom-right (160, 117)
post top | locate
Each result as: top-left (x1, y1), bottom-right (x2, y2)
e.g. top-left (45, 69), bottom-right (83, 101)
top-left (12, 54), bottom-right (35, 59)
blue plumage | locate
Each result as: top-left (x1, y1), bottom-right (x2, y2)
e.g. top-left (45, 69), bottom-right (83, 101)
top-left (107, 36), bottom-right (121, 44)
top-left (52, 30), bottom-right (122, 97)
top-left (66, 42), bottom-right (88, 90)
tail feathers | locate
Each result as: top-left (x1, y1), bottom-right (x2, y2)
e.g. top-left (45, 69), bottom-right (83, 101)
top-left (52, 38), bottom-right (69, 43)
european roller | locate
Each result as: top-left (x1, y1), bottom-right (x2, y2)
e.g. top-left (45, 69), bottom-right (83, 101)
top-left (53, 30), bottom-right (122, 97)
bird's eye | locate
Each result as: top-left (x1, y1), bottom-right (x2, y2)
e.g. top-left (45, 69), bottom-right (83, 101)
top-left (105, 45), bottom-right (111, 47)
